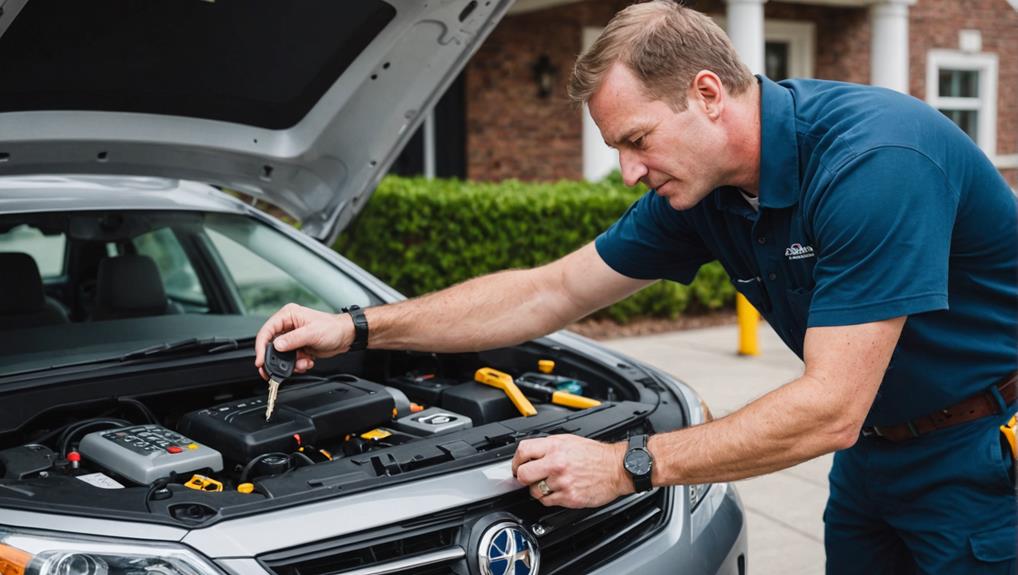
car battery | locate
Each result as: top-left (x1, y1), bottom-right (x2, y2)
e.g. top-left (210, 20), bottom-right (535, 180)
top-left (385, 373), bottom-right (459, 406)
top-left (441, 382), bottom-right (519, 424)
top-left (392, 407), bottom-right (472, 436)
top-left (178, 377), bottom-right (393, 463)
top-left (78, 425), bottom-right (222, 485)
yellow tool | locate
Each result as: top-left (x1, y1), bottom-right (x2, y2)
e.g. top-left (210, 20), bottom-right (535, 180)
top-left (513, 378), bottom-right (601, 409)
top-left (184, 474), bottom-right (223, 492)
top-left (472, 366), bottom-right (598, 411)
top-left (474, 368), bottom-right (537, 416)
top-left (1001, 413), bottom-right (1017, 459)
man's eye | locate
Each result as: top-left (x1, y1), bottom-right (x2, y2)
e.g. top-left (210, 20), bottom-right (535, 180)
top-left (631, 136), bottom-right (644, 148)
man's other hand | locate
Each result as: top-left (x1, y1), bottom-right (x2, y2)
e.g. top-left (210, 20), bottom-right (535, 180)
top-left (254, 303), bottom-right (352, 380)
top-left (512, 434), bottom-right (632, 508)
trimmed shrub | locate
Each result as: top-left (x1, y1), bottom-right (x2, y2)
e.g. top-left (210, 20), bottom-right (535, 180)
top-left (334, 176), bottom-right (734, 322)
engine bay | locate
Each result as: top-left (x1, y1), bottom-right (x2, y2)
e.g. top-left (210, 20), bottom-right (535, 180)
top-left (0, 342), bottom-right (682, 525)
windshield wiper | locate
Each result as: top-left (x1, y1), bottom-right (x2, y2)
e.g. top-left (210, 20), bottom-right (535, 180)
top-left (0, 337), bottom-right (255, 380)
top-left (118, 337), bottom-right (248, 362)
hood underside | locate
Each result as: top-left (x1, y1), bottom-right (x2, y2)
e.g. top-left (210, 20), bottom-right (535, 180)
top-left (0, 0), bottom-right (512, 242)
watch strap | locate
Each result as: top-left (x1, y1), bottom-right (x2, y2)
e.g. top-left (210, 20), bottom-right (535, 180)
top-left (626, 434), bottom-right (653, 493)
top-left (342, 305), bottom-right (369, 352)
top-left (628, 434), bottom-right (648, 450)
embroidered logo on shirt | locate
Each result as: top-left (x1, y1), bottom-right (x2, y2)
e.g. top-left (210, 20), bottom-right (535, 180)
top-left (784, 243), bottom-right (816, 260)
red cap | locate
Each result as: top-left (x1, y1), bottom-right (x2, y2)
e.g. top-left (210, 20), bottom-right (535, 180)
top-left (66, 451), bottom-right (81, 462)
top-left (293, 433), bottom-right (302, 446)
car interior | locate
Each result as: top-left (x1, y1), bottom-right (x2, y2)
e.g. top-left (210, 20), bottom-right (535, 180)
top-left (1, 213), bottom-right (209, 327)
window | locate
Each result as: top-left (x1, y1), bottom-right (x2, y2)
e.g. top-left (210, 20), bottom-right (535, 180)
top-left (765, 42), bottom-right (790, 81)
top-left (206, 228), bottom-right (331, 316)
top-left (389, 72), bottom-right (467, 179)
top-left (203, 215), bottom-right (374, 317)
top-left (0, 224), bottom-right (66, 278)
top-left (761, 20), bottom-right (815, 80)
top-left (133, 227), bottom-right (208, 308)
top-left (926, 50), bottom-right (998, 156)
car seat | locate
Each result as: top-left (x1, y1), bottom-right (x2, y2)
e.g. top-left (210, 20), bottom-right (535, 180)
top-left (0, 252), bottom-right (71, 329)
top-left (91, 255), bottom-right (181, 320)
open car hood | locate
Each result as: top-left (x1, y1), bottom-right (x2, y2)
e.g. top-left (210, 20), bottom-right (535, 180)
top-left (0, 0), bottom-right (511, 242)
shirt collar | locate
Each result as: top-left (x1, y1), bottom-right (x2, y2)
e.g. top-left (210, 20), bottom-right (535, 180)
top-left (757, 75), bottom-right (801, 209)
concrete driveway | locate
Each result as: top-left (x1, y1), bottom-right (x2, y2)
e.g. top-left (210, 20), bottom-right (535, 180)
top-left (600, 323), bottom-right (829, 575)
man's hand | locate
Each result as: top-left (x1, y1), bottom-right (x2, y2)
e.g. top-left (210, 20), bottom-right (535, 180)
top-left (254, 303), bottom-right (353, 380)
top-left (512, 435), bottom-right (632, 508)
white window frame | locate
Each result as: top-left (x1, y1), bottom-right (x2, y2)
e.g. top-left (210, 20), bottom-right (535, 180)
top-left (762, 20), bottom-right (816, 79)
top-left (712, 17), bottom-right (817, 79)
top-left (926, 49), bottom-right (998, 158)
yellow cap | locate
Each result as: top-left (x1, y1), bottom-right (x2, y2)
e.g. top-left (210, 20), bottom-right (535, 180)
top-left (187, 443), bottom-right (199, 450)
top-left (361, 428), bottom-right (392, 440)
top-left (237, 483), bottom-right (255, 494)
top-left (538, 360), bottom-right (555, 374)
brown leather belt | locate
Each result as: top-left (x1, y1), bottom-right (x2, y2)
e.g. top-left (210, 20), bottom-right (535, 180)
top-left (861, 371), bottom-right (1017, 442)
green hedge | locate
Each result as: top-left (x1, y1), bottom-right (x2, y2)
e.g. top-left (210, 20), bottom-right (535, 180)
top-left (334, 176), bottom-right (734, 323)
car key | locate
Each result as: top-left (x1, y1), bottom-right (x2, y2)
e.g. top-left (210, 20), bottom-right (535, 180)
top-left (264, 342), bottom-right (296, 421)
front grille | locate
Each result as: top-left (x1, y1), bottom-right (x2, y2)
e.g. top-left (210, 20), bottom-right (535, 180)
top-left (532, 489), bottom-right (669, 574)
top-left (260, 488), bottom-right (671, 575)
top-left (262, 525), bottom-right (463, 575)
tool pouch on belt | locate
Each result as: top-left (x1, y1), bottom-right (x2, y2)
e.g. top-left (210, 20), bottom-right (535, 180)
top-left (1002, 414), bottom-right (1017, 460)
top-left (1000, 413), bottom-right (1017, 490)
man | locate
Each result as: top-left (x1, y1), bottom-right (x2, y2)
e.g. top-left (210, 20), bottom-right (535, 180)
top-left (256, 1), bottom-right (1017, 572)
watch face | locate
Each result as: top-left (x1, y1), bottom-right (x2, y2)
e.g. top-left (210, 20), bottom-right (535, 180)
top-left (624, 449), bottom-right (652, 476)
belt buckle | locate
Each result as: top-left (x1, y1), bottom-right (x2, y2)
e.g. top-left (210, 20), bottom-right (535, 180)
top-left (861, 426), bottom-right (883, 438)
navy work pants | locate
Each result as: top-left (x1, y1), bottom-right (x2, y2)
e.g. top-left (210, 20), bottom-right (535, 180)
top-left (825, 410), bottom-right (1017, 574)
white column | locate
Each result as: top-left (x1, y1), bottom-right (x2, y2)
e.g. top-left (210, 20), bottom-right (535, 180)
top-left (869, 0), bottom-right (916, 93)
top-left (582, 27), bottom-right (619, 182)
top-left (726, 0), bottom-right (767, 75)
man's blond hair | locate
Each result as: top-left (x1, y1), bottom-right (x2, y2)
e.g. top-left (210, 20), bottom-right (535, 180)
top-left (569, 1), bottom-right (754, 110)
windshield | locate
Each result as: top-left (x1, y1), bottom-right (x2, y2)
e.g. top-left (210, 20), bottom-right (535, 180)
top-left (0, 211), bottom-right (379, 374)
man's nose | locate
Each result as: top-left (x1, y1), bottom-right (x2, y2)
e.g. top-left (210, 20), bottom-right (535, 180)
top-left (619, 149), bottom-right (647, 187)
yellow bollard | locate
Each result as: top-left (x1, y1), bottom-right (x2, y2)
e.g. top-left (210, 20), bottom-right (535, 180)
top-left (737, 293), bottom-right (760, 356)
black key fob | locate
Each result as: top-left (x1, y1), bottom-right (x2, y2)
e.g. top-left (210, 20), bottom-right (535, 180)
top-left (265, 342), bottom-right (297, 380)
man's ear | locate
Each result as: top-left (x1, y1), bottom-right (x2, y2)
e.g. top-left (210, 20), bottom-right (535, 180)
top-left (692, 71), bottom-right (724, 120)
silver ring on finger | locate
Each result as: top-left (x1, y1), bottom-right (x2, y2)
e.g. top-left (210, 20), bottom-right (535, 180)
top-left (537, 479), bottom-right (552, 496)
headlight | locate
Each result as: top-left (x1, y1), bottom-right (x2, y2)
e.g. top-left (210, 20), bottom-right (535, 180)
top-left (641, 364), bottom-right (715, 510)
top-left (687, 392), bottom-right (714, 510)
top-left (0, 527), bottom-right (223, 575)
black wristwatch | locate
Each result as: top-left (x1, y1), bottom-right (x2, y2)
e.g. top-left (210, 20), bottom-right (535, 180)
top-left (341, 305), bottom-right (369, 351)
top-left (623, 434), bottom-right (654, 493)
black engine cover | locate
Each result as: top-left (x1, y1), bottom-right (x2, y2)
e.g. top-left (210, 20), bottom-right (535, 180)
top-left (178, 376), bottom-right (394, 463)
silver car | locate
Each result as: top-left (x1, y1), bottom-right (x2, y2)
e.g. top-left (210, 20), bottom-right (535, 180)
top-left (0, 2), bottom-right (747, 575)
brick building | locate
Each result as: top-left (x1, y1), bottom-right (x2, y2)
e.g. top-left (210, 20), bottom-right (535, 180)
top-left (392, 0), bottom-right (1018, 188)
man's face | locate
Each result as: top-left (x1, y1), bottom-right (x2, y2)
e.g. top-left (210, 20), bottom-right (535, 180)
top-left (589, 63), bottom-right (725, 211)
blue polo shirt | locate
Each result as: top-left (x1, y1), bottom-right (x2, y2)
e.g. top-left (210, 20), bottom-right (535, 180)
top-left (596, 76), bottom-right (1018, 426)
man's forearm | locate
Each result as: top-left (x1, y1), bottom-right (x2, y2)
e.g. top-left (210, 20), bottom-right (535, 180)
top-left (648, 373), bottom-right (861, 486)
top-left (364, 267), bottom-right (580, 353)
top-left (646, 319), bottom-right (900, 486)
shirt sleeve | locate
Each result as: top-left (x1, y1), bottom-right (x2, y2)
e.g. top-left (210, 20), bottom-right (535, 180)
top-left (806, 146), bottom-right (960, 327)
top-left (594, 190), bottom-right (714, 284)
